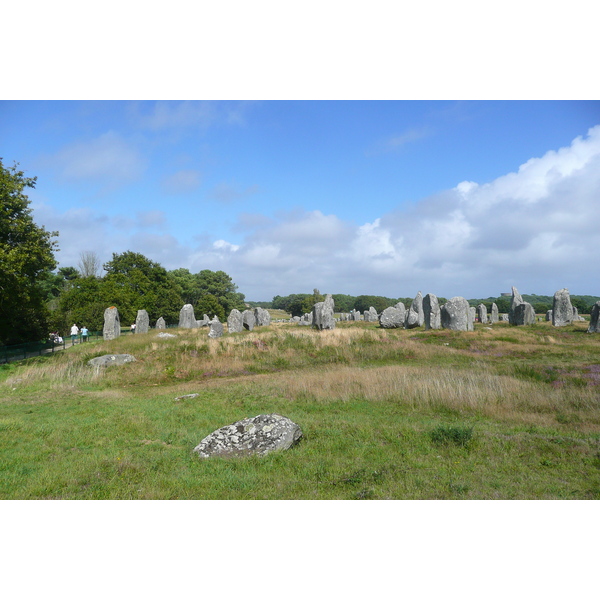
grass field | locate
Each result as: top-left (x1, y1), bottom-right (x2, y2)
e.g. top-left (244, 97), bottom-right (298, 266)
top-left (1, 319), bottom-right (599, 499)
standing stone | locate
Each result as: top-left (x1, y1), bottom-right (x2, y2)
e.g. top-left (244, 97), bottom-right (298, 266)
top-left (379, 306), bottom-right (405, 329)
top-left (513, 302), bottom-right (536, 326)
top-left (588, 301), bottom-right (600, 333)
top-left (552, 288), bottom-right (574, 327)
top-left (364, 307), bottom-right (378, 322)
top-left (423, 294), bottom-right (441, 330)
top-left (441, 297), bottom-right (472, 331)
top-left (405, 292), bottom-right (424, 329)
top-left (350, 309), bottom-right (361, 321)
top-left (242, 309), bottom-right (256, 331)
top-left (227, 309), bottom-right (243, 333)
top-left (179, 304), bottom-right (198, 328)
top-left (208, 317), bottom-right (224, 339)
top-left (135, 309), bottom-right (150, 334)
top-left (254, 307), bottom-right (271, 327)
top-left (490, 303), bottom-right (498, 324)
top-left (156, 317), bottom-right (166, 330)
top-left (546, 310), bottom-right (553, 322)
top-left (509, 286), bottom-right (535, 326)
top-left (103, 306), bottom-right (121, 341)
top-left (477, 304), bottom-right (488, 324)
top-left (469, 306), bottom-right (476, 327)
top-left (313, 294), bottom-right (335, 330)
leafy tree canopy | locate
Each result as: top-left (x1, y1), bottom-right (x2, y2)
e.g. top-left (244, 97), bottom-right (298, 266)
top-left (0, 160), bottom-right (58, 344)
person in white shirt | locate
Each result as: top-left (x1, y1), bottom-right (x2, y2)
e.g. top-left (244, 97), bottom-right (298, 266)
top-left (70, 324), bottom-right (79, 345)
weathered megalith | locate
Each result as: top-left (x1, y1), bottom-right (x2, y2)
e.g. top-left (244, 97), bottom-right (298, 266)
top-left (364, 307), bottom-right (378, 322)
top-left (254, 307), bottom-right (271, 327)
top-left (552, 288), bottom-right (573, 327)
top-left (490, 303), bottom-right (498, 324)
top-left (469, 306), bottom-right (476, 328)
top-left (179, 304), bottom-right (198, 328)
top-left (588, 301), bottom-right (600, 333)
top-left (573, 307), bottom-right (586, 322)
top-left (513, 302), bottom-right (536, 326)
top-left (313, 294), bottom-right (335, 330)
top-left (242, 309), bottom-right (256, 331)
top-left (88, 354), bottom-right (136, 367)
top-left (477, 304), bottom-right (488, 324)
top-left (350, 309), bottom-right (362, 321)
top-left (155, 317), bottom-right (166, 330)
top-left (227, 309), bottom-right (243, 333)
top-left (197, 314), bottom-right (211, 327)
top-left (193, 414), bottom-right (303, 458)
top-left (509, 286), bottom-right (535, 326)
top-left (441, 297), bottom-right (473, 331)
top-left (103, 306), bottom-right (121, 340)
top-left (379, 306), bottom-right (405, 329)
top-left (208, 317), bottom-right (224, 339)
top-left (135, 309), bottom-right (150, 334)
top-left (423, 294), bottom-right (441, 330)
top-left (546, 310), bottom-right (552, 322)
top-left (405, 292), bottom-right (424, 329)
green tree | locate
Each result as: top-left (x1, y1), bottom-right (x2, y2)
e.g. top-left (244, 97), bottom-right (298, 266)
top-left (0, 160), bottom-right (58, 344)
top-left (195, 269), bottom-right (246, 315)
top-left (195, 293), bottom-right (225, 321)
top-left (102, 251), bottom-right (182, 324)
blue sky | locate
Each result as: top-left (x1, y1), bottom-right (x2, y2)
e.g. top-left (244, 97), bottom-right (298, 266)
top-left (2, 100), bottom-right (599, 300)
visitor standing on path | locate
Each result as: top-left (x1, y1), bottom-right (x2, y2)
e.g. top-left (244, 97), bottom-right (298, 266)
top-left (81, 326), bottom-right (89, 342)
top-left (70, 324), bottom-right (79, 345)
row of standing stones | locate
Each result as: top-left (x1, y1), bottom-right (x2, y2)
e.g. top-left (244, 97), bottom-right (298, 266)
top-left (100, 288), bottom-right (600, 342)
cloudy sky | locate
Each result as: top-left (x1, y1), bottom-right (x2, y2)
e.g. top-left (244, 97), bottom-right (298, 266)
top-left (2, 100), bottom-right (599, 300)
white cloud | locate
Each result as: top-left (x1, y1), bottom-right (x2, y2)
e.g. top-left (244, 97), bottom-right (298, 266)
top-left (43, 125), bottom-right (600, 301)
top-left (47, 131), bottom-right (146, 187)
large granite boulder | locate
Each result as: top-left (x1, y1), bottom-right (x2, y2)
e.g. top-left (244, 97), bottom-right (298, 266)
top-left (588, 301), bottom-right (600, 333)
top-left (103, 306), bottom-right (121, 341)
top-left (441, 297), bottom-right (473, 331)
top-left (552, 288), bottom-right (573, 327)
top-left (179, 304), bottom-right (198, 328)
top-left (254, 307), bottom-right (271, 327)
top-left (364, 307), bottom-right (379, 322)
top-left (208, 317), bottom-right (224, 339)
top-left (193, 414), bottom-right (303, 458)
top-left (423, 294), bottom-right (441, 330)
top-left (513, 302), bottom-right (536, 325)
top-left (508, 286), bottom-right (535, 326)
top-left (405, 292), bottom-right (424, 329)
top-left (135, 309), bottom-right (150, 334)
top-left (379, 306), bottom-right (405, 328)
top-left (227, 309), bottom-right (243, 333)
top-left (242, 309), bottom-right (256, 331)
top-left (313, 294), bottom-right (335, 330)
top-left (88, 354), bottom-right (136, 367)
top-left (155, 317), bottom-right (166, 330)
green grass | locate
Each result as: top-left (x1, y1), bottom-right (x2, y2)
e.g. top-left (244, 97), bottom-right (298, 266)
top-left (1, 320), bottom-right (599, 499)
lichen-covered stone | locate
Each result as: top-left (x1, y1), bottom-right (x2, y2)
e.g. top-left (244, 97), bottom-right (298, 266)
top-left (490, 303), bottom-right (499, 324)
top-left (313, 294), bottom-right (335, 330)
top-left (552, 288), bottom-right (573, 327)
top-left (156, 317), bottom-right (166, 330)
top-left (193, 414), bottom-right (303, 458)
top-left (405, 292), bottom-right (424, 329)
top-left (441, 297), bottom-right (472, 331)
top-left (227, 309), bottom-right (243, 333)
top-left (208, 317), bottom-right (224, 338)
top-left (379, 306), bottom-right (404, 328)
top-left (135, 309), bottom-right (150, 334)
top-left (254, 307), bottom-right (271, 327)
top-left (423, 294), bottom-right (441, 330)
top-left (88, 354), bottom-right (136, 367)
top-left (242, 309), bottom-right (256, 331)
top-left (179, 304), bottom-right (198, 328)
top-left (364, 307), bottom-right (378, 322)
top-left (103, 306), bottom-right (121, 341)
top-left (477, 304), bottom-right (488, 324)
top-left (588, 301), bottom-right (600, 333)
